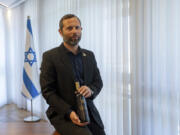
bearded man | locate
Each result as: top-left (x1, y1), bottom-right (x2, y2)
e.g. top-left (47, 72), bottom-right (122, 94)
top-left (40, 14), bottom-right (106, 135)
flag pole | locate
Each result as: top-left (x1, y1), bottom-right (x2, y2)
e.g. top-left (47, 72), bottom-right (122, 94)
top-left (24, 99), bottom-right (40, 122)
top-left (31, 99), bottom-right (33, 117)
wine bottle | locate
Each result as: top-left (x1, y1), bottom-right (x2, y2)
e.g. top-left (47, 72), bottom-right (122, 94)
top-left (75, 81), bottom-right (90, 123)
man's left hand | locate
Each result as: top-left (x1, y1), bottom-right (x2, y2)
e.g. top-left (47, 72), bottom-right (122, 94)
top-left (78, 86), bottom-right (93, 98)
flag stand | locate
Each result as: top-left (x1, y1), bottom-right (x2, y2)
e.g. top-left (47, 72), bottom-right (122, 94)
top-left (24, 99), bottom-right (40, 122)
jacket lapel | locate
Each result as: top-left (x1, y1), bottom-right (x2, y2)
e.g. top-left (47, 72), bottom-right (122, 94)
top-left (82, 51), bottom-right (88, 83)
top-left (58, 44), bottom-right (75, 81)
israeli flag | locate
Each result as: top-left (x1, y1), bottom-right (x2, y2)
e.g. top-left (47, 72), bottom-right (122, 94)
top-left (22, 16), bottom-right (40, 99)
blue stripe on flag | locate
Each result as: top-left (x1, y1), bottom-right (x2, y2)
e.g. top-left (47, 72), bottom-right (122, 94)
top-left (27, 19), bottom-right (33, 35)
top-left (23, 68), bottom-right (39, 98)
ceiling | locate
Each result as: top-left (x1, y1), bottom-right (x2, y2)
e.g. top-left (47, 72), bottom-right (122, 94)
top-left (0, 0), bottom-right (25, 8)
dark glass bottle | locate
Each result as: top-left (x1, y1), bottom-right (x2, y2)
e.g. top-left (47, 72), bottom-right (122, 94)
top-left (75, 81), bottom-right (90, 123)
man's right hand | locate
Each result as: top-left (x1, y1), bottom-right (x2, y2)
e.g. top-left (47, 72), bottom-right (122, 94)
top-left (70, 111), bottom-right (89, 126)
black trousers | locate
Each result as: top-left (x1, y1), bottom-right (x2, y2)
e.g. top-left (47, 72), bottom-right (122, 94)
top-left (50, 112), bottom-right (106, 135)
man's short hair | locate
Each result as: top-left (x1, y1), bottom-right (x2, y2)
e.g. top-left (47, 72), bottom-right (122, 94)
top-left (59, 14), bottom-right (81, 31)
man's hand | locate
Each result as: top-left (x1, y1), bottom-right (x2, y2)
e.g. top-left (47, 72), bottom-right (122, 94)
top-left (70, 111), bottom-right (89, 126)
top-left (78, 86), bottom-right (93, 98)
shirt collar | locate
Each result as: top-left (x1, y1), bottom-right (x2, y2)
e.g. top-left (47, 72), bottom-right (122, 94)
top-left (62, 43), bottom-right (82, 55)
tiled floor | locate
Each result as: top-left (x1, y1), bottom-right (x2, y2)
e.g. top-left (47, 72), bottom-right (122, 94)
top-left (0, 104), bottom-right (54, 135)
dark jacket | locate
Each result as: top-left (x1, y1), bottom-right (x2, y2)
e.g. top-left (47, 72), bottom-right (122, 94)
top-left (40, 43), bottom-right (104, 128)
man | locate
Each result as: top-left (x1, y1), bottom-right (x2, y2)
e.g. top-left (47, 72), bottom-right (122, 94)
top-left (40, 14), bottom-right (105, 135)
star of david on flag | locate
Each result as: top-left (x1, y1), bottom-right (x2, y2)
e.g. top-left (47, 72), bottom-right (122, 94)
top-left (24, 47), bottom-right (37, 66)
top-left (22, 16), bottom-right (40, 99)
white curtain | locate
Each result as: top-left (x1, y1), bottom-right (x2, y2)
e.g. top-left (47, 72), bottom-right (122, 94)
top-left (0, 8), bottom-right (8, 107)
top-left (1, 0), bottom-right (180, 135)
top-left (3, 6), bottom-right (27, 109)
top-left (130, 0), bottom-right (180, 135)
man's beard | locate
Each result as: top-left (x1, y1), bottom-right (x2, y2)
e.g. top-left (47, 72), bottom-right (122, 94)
top-left (63, 34), bottom-right (81, 46)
